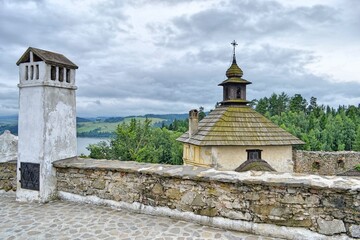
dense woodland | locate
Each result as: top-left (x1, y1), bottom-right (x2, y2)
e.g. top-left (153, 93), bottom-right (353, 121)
top-left (87, 93), bottom-right (360, 164)
top-left (251, 93), bottom-right (360, 152)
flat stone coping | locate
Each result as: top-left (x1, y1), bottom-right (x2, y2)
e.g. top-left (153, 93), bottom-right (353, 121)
top-left (53, 157), bottom-right (360, 191)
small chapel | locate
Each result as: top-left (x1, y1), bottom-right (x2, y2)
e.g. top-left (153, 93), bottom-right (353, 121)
top-left (177, 41), bottom-right (304, 172)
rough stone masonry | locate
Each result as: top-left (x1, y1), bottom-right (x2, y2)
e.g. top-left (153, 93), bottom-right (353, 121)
top-left (53, 158), bottom-right (360, 239)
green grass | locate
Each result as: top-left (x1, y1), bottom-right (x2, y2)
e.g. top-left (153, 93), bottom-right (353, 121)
top-left (77, 117), bottom-right (165, 134)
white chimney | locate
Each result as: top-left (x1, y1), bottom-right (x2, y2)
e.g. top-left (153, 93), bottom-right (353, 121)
top-left (188, 109), bottom-right (199, 138)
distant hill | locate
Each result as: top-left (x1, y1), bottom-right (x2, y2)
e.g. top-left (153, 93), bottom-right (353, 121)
top-left (77, 117), bottom-right (92, 123)
top-left (0, 113), bottom-right (189, 137)
top-left (0, 115), bottom-right (18, 125)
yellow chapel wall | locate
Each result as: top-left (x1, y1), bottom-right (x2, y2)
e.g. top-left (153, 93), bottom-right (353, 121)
top-left (182, 144), bottom-right (212, 167)
top-left (183, 143), bottom-right (294, 172)
top-left (211, 145), bottom-right (294, 172)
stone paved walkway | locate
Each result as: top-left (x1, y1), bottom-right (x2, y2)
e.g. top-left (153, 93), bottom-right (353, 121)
top-left (0, 192), bottom-right (276, 240)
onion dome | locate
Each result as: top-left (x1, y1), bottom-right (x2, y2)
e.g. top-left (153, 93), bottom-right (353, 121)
top-left (226, 56), bottom-right (243, 78)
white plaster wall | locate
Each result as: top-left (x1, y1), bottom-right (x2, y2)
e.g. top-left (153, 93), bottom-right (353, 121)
top-left (19, 61), bottom-right (46, 84)
top-left (17, 60), bottom-right (77, 202)
top-left (0, 131), bottom-right (18, 162)
top-left (17, 86), bottom-right (45, 201)
top-left (18, 87), bottom-right (45, 165)
top-left (43, 87), bottom-right (77, 161)
top-left (41, 86), bottom-right (76, 200)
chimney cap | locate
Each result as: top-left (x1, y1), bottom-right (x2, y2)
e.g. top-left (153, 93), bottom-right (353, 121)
top-left (189, 109), bottom-right (199, 118)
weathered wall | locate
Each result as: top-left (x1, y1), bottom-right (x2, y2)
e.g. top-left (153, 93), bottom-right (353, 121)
top-left (17, 60), bottom-right (77, 202)
top-left (54, 158), bottom-right (360, 239)
top-left (294, 150), bottom-right (360, 175)
top-left (0, 130), bottom-right (18, 163)
top-left (214, 145), bottom-right (293, 172)
top-left (183, 144), bottom-right (294, 172)
top-left (0, 161), bottom-right (17, 191)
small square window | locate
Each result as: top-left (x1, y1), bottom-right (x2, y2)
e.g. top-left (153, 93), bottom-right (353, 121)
top-left (247, 149), bottom-right (262, 160)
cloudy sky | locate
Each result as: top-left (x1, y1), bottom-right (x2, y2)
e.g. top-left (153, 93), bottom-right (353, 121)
top-left (1, 0), bottom-right (359, 117)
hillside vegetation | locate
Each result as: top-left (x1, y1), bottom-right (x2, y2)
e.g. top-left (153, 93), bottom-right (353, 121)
top-left (77, 117), bottom-right (165, 137)
top-left (251, 93), bottom-right (360, 151)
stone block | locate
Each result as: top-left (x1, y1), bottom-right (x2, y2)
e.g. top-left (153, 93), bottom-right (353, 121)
top-left (92, 178), bottom-right (106, 190)
top-left (282, 194), bottom-right (305, 204)
top-left (165, 188), bottom-right (181, 200)
top-left (181, 191), bottom-right (196, 205)
top-left (198, 207), bottom-right (217, 217)
top-left (151, 183), bottom-right (164, 195)
top-left (305, 195), bottom-right (319, 205)
top-left (316, 218), bottom-right (346, 235)
top-left (269, 207), bottom-right (291, 217)
top-left (192, 194), bottom-right (206, 207)
top-left (349, 224), bottom-right (360, 238)
top-left (322, 196), bottom-right (345, 209)
top-left (222, 210), bottom-right (252, 221)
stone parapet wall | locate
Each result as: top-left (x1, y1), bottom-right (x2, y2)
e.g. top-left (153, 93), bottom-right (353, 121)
top-left (0, 161), bottom-right (17, 191)
top-left (294, 150), bottom-right (360, 175)
top-left (0, 130), bottom-right (18, 163)
top-left (54, 158), bottom-right (360, 239)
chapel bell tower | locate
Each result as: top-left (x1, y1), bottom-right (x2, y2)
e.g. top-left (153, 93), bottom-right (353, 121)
top-left (16, 47), bottom-right (78, 202)
top-left (219, 40), bottom-right (252, 106)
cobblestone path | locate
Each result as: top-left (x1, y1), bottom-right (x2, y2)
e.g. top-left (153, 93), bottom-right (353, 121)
top-left (0, 192), bottom-right (275, 240)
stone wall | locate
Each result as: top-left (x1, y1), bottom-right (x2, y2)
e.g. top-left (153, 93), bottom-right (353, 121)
top-left (0, 130), bottom-right (18, 163)
top-left (294, 150), bottom-right (360, 175)
top-left (54, 158), bottom-right (360, 239)
top-left (0, 161), bottom-right (17, 191)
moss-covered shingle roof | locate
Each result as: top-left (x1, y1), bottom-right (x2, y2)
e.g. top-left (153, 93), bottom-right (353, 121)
top-left (177, 106), bottom-right (304, 146)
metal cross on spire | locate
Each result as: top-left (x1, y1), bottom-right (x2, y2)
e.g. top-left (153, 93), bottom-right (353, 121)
top-left (231, 40), bottom-right (238, 55)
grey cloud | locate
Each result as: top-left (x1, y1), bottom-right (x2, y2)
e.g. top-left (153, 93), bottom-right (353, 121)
top-left (151, 1), bottom-right (337, 48)
top-left (0, 0), bottom-right (358, 117)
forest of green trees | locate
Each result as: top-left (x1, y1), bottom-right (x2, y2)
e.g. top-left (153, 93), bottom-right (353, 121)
top-left (87, 93), bottom-right (360, 164)
top-left (251, 93), bottom-right (360, 151)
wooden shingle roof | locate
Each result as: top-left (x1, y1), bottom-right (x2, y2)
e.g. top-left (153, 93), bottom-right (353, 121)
top-left (16, 47), bottom-right (78, 69)
top-left (177, 106), bottom-right (304, 146)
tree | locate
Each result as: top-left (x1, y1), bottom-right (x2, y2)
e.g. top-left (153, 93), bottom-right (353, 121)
top-left (87, 141), bottom-right (111, 159)
top-left (254, 92), bottom-right (359, 151)
top-left (289, 94), bottom-right (308, 113)
top-left (87, 118), bottom-right (184, 164)
top-left (353, 126), bottom-right (360, 151)
top-left (268, 92), bottom-right (289, 116)
top-left (199, 106), bottom-right (206, 121)
top-left (255, 97), bottom-right (269, 115)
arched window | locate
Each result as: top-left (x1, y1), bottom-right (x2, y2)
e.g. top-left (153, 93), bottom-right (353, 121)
top-left (236, 87), bottom-right (241, 98)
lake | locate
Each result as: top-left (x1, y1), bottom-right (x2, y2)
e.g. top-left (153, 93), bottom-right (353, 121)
top-left (77, 137), bottom-right (109, 156)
